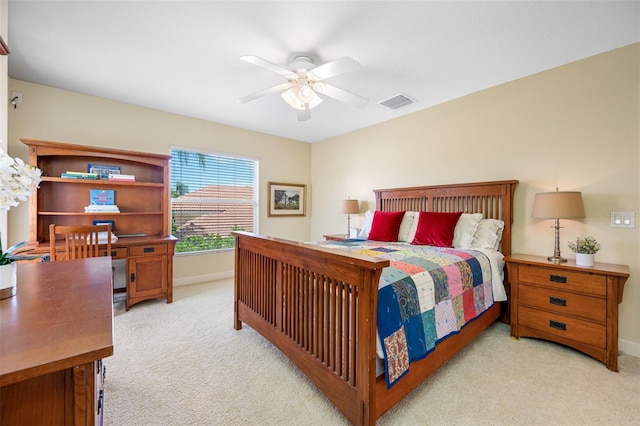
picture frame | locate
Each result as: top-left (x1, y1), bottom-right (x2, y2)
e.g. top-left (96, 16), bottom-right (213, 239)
top-left (268, 182), bottom-right (306, 217)
top-left (92, 219), bottom-right (114, 230)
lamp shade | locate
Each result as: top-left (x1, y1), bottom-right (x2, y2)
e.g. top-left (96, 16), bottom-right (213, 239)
top-left (341, 199), bottom-right (360, 214)
top-left (531, 191), bottom-right (585, 219)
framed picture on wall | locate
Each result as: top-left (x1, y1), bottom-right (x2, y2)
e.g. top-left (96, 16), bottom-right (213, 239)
top-left (268, 182), bottom-right (306, 217)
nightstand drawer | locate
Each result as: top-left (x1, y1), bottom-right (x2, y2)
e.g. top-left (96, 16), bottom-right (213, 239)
top-left (519, 265), bottom-right (606, 296)
top-left (519, 285), bottom-right (606, 323)
top-left (519, 306), bottom-right (606, 348)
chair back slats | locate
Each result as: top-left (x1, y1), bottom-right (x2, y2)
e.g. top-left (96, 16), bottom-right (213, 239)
top-left (49, 224), bottom-right (112, 262)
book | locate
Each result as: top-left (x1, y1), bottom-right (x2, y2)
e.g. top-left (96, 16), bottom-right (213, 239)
top-left (85, 204), bottom-right (120, 213)
top-left (61, 171), bottom-right (99, 179)
top-left (88, 164), bottom-right (120, 179)
top-left (89, 189), bottom-right (115, 205)
top-left (108, 173), bottom-right (135, 182)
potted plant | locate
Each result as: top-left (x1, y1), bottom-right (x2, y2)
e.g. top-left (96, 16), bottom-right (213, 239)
top-left (567, 236), bottom-right (600, 267)
top-left (0, 148), bottom-right (42, 298)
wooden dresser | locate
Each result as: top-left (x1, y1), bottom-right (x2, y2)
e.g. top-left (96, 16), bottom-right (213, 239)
top-left (0, 257), bottom-right (114, 425)
top-left (506, 254), bottom-right (629, 371)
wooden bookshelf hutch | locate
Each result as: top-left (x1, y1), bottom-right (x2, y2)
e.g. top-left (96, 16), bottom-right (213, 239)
top-left (23, 138), bottom-right (177, 310)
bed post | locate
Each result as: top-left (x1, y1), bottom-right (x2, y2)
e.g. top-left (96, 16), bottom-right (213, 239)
top-left (233, 234), bottom-right (242, 330)
top-left (355, 268), bottom-right (380, 426)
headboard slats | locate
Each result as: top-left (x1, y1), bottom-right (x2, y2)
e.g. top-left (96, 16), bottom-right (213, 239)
top-left (374, 180), bottom-right (518, 255)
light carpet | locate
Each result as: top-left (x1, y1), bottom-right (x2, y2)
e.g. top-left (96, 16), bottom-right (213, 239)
top-left (105, 279), bottom-right (639, 425)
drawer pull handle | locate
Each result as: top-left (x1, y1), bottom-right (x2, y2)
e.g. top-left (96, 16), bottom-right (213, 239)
top-left (549, 320), bottom-right (567, 331)
top-left (549, 274), bottom-right (567, 284)
top-left (144, 247), bottom-right (155, 253)
top-left (111, 250), bottom-right (117, 257)
top-left (549, 296), bottom-right (567, 307)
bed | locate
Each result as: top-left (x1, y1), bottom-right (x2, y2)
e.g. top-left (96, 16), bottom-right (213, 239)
top-left (233, 180), bottom-right (518, 425)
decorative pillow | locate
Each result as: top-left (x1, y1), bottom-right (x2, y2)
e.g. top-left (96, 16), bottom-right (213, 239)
top-left (453, 213), bottom-right (483, 249)
top-left (368, 211), bottom-right (405, 242)
top-left (470, 219), bottom-right (505, 250)
top-left (398, 211), bottom-right (418, 242)
top-left (411, 211), bottom-right (463, 247)
top-left (357, 210), bottom-right (374, 238)
top-left (406, 212), bottom-right (421, 243)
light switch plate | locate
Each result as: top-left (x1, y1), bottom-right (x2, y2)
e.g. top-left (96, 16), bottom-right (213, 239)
top-left (610, 211), bottom-right (636, 228)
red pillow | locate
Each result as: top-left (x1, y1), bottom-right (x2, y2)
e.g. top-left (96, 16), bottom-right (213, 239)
top-left (368, 211), bottom-right (405, 242)
top-left (411, 211), bottom-right (463, 247)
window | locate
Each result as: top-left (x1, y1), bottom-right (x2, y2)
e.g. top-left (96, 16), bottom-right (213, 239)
top-left (170, 147), bottom-right (257, 254)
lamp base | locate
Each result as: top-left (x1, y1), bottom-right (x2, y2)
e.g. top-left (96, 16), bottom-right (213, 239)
top-left (547, 255), bottom-right (567, 263)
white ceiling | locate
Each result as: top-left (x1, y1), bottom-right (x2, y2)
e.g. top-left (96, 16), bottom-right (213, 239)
top-left (7, 1), bottom-right (640, 143)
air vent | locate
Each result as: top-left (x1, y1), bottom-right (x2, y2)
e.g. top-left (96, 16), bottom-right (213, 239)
top-left (378, 93), bottom-right (417, 110)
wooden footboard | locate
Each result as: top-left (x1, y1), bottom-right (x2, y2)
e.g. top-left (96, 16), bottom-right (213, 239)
top-left (233, 232), bottom-right (389, 424)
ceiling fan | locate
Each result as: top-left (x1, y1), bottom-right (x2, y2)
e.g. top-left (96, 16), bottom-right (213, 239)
top-left (238, 55), bottom-right (369, 121)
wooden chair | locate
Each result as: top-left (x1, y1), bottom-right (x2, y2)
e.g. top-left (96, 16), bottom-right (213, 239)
top-left (49, 224), bottom-right (112, 261)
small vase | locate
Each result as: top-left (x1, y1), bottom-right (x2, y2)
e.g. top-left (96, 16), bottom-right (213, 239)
top-left (575, 253), bottom-right (594, 267)
top-left (0, 263), bottom-right (17, 299)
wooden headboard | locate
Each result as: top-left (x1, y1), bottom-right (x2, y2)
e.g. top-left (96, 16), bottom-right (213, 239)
top-left (374, 180), bottom-right (519, 256)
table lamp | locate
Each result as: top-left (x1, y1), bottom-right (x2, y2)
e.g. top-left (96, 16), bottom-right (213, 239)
top-left (531, 189), bottom-right (585, 263)
top-left (341, 199), bottom-right (360, 237)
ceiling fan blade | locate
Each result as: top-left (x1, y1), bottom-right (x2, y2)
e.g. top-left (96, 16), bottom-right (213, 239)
top-left (313, 82), bottom-right (369, 108)
top-left (237, 82), bottom-right (293, 104)
top-left (241, 55), bottom-right (296, 78)
top-left (297, 105), bottom-right (311, 121)
top-left (308, 56), bottom-right (360, 81)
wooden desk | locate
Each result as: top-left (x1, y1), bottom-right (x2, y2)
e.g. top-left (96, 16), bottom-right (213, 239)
top-left (42, 235), bottom-right (176, 311)
top-left (1, 257), bottom-right (114, 425)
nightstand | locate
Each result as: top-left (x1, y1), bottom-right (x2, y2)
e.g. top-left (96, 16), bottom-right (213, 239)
top-left (505, 254), bottom-right (629, 371)
top-left (323, 234), bottom-right (350, 241)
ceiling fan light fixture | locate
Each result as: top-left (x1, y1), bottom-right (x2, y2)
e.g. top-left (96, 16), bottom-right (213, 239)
top-left (282, 84), bottom-right (323, 111)
top-left (298, 84), bottom-right (314, 103)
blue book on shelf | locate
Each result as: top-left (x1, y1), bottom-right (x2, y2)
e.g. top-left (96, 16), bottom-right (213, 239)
top-left (89, 189), bottom-right (115, 205)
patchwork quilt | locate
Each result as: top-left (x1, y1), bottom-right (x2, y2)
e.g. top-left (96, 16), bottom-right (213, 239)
top-left (315, 239), bottom-right (496, 388)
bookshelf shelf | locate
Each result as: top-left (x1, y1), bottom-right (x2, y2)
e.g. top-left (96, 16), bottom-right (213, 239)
top-left (38, 211), bottom-right (164, 216)
top-left (43, 176), bottom-right (165, 187)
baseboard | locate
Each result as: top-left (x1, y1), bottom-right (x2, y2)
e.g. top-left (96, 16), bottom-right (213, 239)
top-left (174, 270), bottom-right (233, 287)
top-left (619, 338), bottom-right (640, 358)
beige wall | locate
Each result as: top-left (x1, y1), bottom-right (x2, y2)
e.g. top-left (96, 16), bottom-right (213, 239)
top-left (311, 43), bottom-right (640, 351)
top-left (7, 79), bottom-right (312, 283)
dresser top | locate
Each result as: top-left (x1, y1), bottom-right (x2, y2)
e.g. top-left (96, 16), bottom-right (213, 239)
top-left (506, 253), bottom-right (630, 277)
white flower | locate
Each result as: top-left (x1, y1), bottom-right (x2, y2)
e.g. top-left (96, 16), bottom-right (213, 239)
top-left (0, 148), bottom-right (42, 211)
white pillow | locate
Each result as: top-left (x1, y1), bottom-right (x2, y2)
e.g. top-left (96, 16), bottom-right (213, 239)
top-left (358, 210), bottom-right (374, 238)
top-left (398, 211), bottom-right (418, 242)
top-left (453, 213), bottom-right (483, 249)
top-left (470, 219), bottom-right (505, 251)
